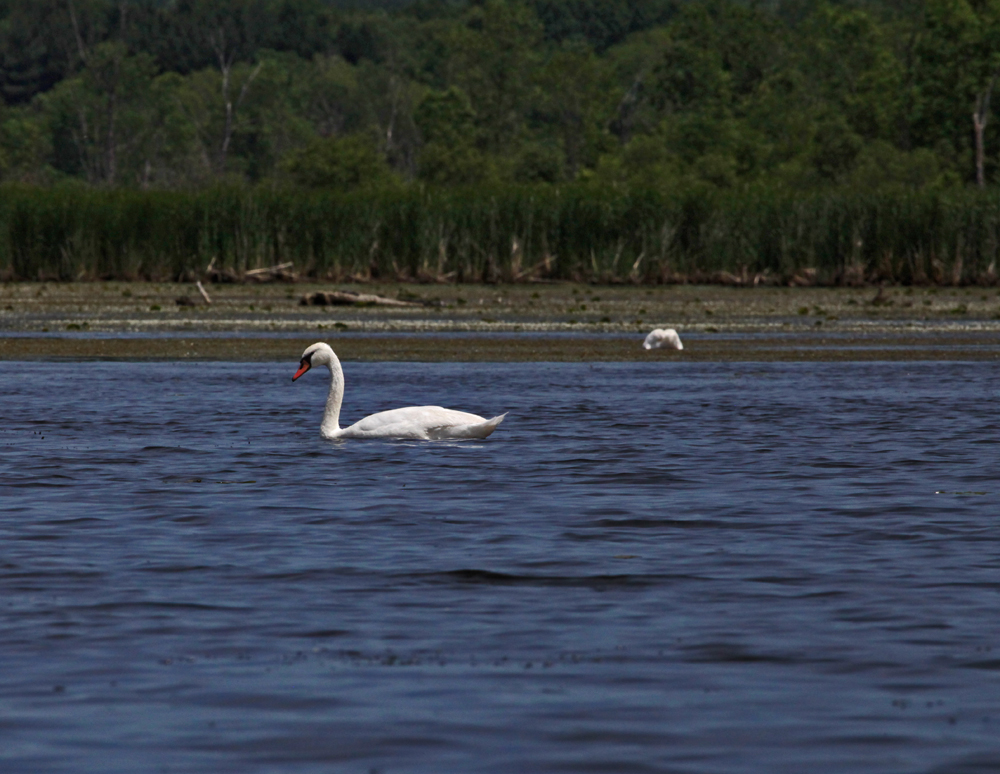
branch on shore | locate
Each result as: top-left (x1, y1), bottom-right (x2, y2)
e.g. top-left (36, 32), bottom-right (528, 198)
top-left (245, 262), bottom-right (295, 280)
top-left (202, 260), bottom-right (298, 283)
top-left (300, 290), bottom-right (422, 307)
top-left (196, 281), bottom-right (212, 304)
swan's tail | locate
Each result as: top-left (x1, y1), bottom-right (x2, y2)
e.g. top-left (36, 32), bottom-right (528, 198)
top-left (428, 412), bottom-right (507, 440)
top-left (477, 412), bottom-right (506, 437)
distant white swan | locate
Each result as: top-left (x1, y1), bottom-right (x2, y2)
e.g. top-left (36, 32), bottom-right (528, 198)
top-left (643, 328), bottom-right (684, 350)
top-left (292, 342), bottom-right (506, 440)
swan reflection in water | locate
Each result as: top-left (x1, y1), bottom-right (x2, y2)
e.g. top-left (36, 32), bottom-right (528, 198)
top-left (292, 342), bottom-right (506, 440)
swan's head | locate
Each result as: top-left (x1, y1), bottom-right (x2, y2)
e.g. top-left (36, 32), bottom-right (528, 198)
top-left (292, 342), bottom-right (335, 381)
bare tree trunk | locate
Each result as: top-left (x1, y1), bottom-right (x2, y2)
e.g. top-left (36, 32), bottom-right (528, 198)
top-left (105, 95), bottom-right (117, 183)
top-left (67, 0), bottom-right (88, 65)
top-left (73, 107), bottom-right (96, 183)
top-left (610, 71), bottom-right (646, 144)
top-left (898, 31), bottom-right (918, 151)
top-left (219, 66), bottom-right (233, 170)
top-left (210, 28), bottom-right (234, 174)
top-left (104, 2), bottom-right (131, 184)
top-left (105, 54), bottom-right (121, 184)
top-left (975, 98), bottom-right (989, 188)
top-left (385, 74), bottom-right (399, 153)
top-left (974, 72), bottom-right (1000, 188)
top-left (67, 0), bottom-right (95, 182)
top-left (220, 63), bottom-right (261, 168)
top-left (209, 27), bottom-right (261, 175)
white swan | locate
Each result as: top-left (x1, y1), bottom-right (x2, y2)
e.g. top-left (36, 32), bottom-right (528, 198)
top-left (643, 328), bottom-right (683, 350)
top-left (292, 342), bottom-right (506, 440)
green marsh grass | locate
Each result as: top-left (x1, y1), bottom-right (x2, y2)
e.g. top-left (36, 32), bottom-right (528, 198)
top-left (1, 183), bottom-right (999, 284)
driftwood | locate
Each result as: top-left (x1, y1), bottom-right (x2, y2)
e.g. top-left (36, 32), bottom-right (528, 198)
top-left (196, 281), bottom-right (212, 304)
top-left (177, 280), bottom-right (212, 307)
top-left (300, 290), bottom-right (421, 307)
top-left (787, 268), bottom-right (817, 287)
top-left (245, 262), bottom-right (294, 279)
top-left (708, 269), bottom-right (775, 286)
top-left (202, 258), bottom-right (296, 283)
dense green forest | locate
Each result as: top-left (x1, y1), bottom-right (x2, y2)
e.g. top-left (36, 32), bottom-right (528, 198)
top-left (4, 0), bottom-right (1000, 284)
top-left (1, 0), bottom-right (996, 192)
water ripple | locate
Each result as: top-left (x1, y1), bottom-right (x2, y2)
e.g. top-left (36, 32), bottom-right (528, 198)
top-left (0, 360), bottom-right (998, 773)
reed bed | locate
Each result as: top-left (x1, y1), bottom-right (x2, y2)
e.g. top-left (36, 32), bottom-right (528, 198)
top-left (1, 183), bottom-right (999, 284)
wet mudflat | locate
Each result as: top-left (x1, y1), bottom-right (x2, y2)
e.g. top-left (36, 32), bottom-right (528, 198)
top-left (2, 329), bottom-right (1000, 362)
top-left (2, 280), bottom-right (1000, 334)
top-left (2, 280), bottom-right (999, 363)
top-left (1, 358), bottom-right (999, 773)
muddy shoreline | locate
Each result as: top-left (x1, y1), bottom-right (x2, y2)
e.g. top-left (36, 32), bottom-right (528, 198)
top-left (2, 281), bottom-right (999, 361)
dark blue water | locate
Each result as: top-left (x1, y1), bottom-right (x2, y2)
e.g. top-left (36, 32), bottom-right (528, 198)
top-left (1, 358), bottom-right (999, 773)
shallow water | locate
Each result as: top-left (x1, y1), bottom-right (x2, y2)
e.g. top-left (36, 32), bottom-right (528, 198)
top-left (1, 359), bottom-right (999, 773)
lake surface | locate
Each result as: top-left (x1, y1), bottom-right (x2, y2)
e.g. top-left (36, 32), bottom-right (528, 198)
top-left (1, 358), bottom-right (999, 773)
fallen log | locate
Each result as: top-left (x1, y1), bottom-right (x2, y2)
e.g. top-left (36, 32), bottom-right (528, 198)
top-left (245, 262), bottom-right (296, 282)
top-left (245, 262), bottom-right (294, 277)
top-left (300, 290), bottom-right (421, 307)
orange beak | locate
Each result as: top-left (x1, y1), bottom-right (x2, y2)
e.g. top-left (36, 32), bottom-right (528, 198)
top-left (292, 360), bottom-right (311, 381)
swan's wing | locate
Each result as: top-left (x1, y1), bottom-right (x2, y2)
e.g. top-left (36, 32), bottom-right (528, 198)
top-left (426, 413), bottom-right (506, 440)
top-left (341, 406), bottom-right (498, 440)
top-left (643, 329), bottom-right (664, 349)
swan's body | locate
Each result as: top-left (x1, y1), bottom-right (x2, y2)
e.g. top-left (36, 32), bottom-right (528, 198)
top-left (292, 342), bottom-right (506, 440)
top-left (643, 328), bottom-right (683, 350)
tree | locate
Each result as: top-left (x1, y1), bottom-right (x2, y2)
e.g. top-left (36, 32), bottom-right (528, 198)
top-left (0, 0), bottom-right (85, 105)
top-left (973, 69), bottom-right (1000, 186)
top-left (152, 0), bottom-right (265, 174)
top-left (0, 103), bottom-right (53, 183)
top-left (168, 60), bottom-right (263, 178)
top-left (282, 132), bottom-right (396, 189)
top-left (437, 1), bottom-right (543, 156)
top-left (414, 85), bottom-right (485, 184)
top-left (915, 0), bottom-right (1000, 185)
top-left (535, 42), bottom-right (613, 178)
top-left (207, 29), bottom-right (262, 173)
top-left (42, 42), bottom-right (157, 184)
top-left (292, 53), bottom-right (364, 139)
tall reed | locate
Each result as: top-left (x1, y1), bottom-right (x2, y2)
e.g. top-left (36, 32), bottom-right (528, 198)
top-left (1, 183), bottom-right (999, 284)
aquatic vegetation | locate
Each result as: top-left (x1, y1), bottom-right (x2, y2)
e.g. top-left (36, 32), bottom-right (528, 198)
top-left (1, 184), bottom-right (1000, 285)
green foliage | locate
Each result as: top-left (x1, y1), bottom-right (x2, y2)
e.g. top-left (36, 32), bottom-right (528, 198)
top-left (0, 107), bottom-right (52, 182)
top-left (513, 141), bottom-right (564, 182)
top-left (282, 132), bottom-right (396, 189)
top-left (848, 141), bottom-right (960, 191)
top-left (810, 115), bottom-right (864, 181)
top-left (1, 0), bottom-right (1000, 202)
top-left (534, 42), bottom-right (612, 178)
top-left (529, 0), bottom-right (676, 51)
top-left (414, 86), bottom-right (486, 183)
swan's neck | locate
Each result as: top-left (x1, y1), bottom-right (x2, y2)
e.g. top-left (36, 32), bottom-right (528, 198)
top-left (321, 355), bottom-right (345, 437)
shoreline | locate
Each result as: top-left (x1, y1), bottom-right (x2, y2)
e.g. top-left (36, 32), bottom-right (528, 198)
top-left (2, 281), bottom-right (999, 361)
